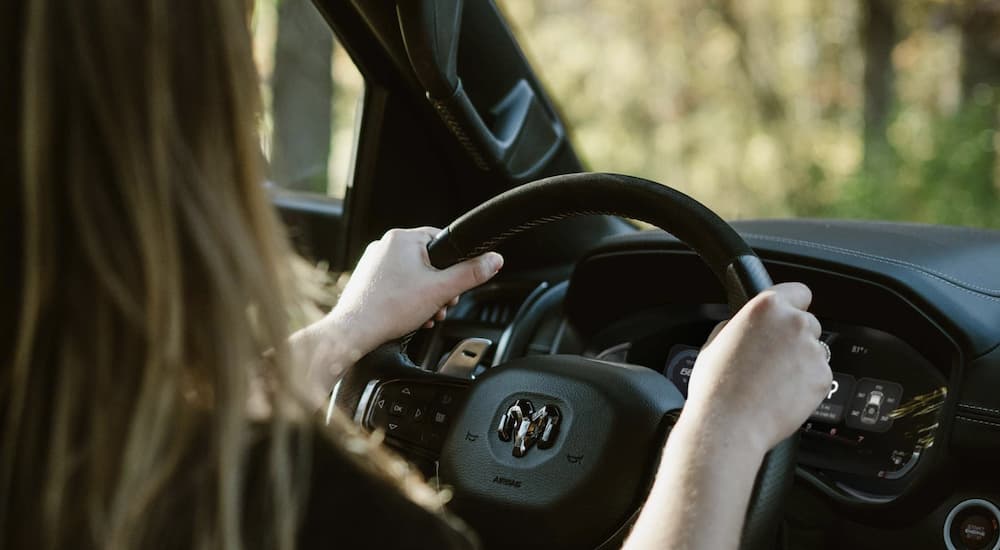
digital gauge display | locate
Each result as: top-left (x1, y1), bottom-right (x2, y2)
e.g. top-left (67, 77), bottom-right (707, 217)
top-left (653, 324), bottom-right (947, 485)
top-left (664, 346), bottom-right (905, 432)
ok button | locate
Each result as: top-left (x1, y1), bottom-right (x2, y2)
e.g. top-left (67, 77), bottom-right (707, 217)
top-left (389, 401), bottom-right (409, 417)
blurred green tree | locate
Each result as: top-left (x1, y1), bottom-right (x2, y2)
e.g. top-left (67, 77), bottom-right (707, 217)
top-left (498, 0), bottom-right (1000, 228)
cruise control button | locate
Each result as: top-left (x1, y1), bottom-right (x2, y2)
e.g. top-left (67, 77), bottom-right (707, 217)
top-left (433, 411), bottom-right (449, 425)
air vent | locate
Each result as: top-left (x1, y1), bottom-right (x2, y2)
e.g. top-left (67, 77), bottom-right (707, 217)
top-left (526, 313), bottom-right (562, 355)
top-left (472, 301), bottom-right (517, 326)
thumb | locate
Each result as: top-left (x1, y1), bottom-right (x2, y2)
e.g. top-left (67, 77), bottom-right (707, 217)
top-left (441, 251), bottom-right (504, 293)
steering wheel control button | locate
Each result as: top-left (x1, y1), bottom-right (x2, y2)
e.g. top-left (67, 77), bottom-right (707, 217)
top-left (845, 377), bottom-right (903, 433)
top-left (945, 499), bottom-right (1000, 550)
top-left (389, 401), bottom-right (408, 417)
top-left (363, 380), bottom-right (466, 454)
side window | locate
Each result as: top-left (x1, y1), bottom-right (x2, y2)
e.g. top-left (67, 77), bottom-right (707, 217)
top-left (252, 0), bottom-right (364, 199)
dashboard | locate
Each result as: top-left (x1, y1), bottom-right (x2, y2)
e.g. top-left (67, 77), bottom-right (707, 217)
top-left (405, 219), bottom-right (1000, 549)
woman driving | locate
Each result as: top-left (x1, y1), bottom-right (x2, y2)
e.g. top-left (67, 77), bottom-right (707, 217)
top-left (0, 1), bottom-right (831, 549)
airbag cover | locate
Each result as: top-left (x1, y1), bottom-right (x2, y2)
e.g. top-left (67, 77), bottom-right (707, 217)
top-left (439, 355), bottom-right (684, 549)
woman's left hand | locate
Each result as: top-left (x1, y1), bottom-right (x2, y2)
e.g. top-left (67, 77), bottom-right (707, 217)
top-left (329, 226), bottom-right (504, 353)
top-left (291, 227), bottom-right (503, 405)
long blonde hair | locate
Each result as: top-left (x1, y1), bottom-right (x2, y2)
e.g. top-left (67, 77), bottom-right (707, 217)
top-left (2, 1), bottom-right (446, 548)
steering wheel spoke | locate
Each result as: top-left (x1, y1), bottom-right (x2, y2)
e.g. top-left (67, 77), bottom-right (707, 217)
top-left (355, 377), bottom-right (469, 457)
top-left (331, 339), bottom-right (472, 461)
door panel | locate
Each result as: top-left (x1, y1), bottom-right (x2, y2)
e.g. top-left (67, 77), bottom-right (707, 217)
top-left (272, 189), bottom-right (346, 268)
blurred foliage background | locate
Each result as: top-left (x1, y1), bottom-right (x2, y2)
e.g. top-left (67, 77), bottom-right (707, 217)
top-left (497, 0), bottom-right (1000, 226)
top-left (254, 0), bottom-right (1000, 227)
top-left (252, 0), bottom-right (363, 199)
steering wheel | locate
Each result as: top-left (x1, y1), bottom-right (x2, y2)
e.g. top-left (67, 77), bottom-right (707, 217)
top-left (332, 172), bottom-right (794, 550)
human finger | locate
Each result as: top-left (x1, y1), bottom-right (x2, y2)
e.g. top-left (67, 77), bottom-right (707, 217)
top-left (770, 282), bottom-right (813, 311)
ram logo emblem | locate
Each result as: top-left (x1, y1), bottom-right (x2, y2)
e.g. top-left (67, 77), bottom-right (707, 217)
top-left (496, 399), bottom-right (561, 457)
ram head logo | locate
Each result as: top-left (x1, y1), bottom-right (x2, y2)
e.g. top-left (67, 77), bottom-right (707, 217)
top-left (496, 399), bottom-right (561, 457)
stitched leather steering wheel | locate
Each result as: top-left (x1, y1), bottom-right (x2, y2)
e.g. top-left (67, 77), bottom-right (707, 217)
top-left (333, 172), bottom-right (794, 550)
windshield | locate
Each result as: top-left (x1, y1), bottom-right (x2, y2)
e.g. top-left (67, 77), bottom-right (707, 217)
top-left (498, 1), bottom-right (1000, 228)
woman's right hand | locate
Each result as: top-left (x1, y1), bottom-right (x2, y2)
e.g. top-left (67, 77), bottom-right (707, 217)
top-left (682, 282), bottom-right (833, 455)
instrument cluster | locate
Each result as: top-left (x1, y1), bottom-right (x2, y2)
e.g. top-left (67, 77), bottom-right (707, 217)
top-left (590, 312), bottom-right (948, 500)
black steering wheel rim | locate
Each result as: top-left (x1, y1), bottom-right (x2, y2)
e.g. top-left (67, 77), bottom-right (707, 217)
top-left (428, 172), bottom-right (772, 313)
top-left (336, 172), bottom-right (794, 550)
